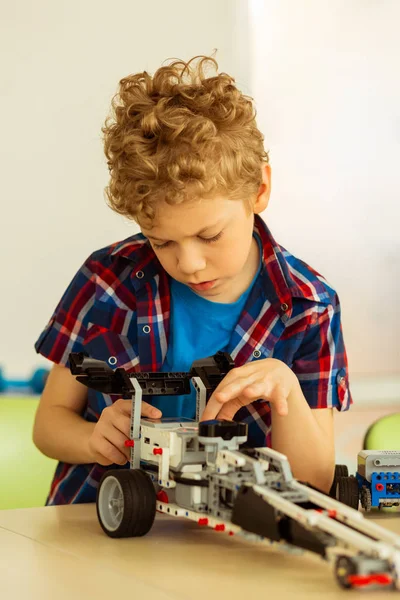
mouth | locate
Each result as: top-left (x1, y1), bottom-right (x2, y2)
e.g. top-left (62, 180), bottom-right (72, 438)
top-left (187, 279), bottom-right (218, 291)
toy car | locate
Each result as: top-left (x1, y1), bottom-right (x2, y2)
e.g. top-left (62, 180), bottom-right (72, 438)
top-left (69, 351), bottom-right (400, 590)
top-left (333, 452), bottom-right (400, 511)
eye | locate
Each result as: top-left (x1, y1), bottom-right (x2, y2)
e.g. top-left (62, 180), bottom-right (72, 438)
top-left (202, 232), bottom-right (223, 244)
top-left (152, 232), bottom-right (223, 250)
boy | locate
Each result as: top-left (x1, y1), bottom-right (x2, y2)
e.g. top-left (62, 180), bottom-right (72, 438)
top-left (33, 56), bottom-right (352, 505)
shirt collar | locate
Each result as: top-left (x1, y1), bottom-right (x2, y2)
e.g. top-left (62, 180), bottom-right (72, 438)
top-left (254, 215), bottom-right (333, 310)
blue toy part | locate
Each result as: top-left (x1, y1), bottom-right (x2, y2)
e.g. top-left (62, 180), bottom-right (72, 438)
top-left (370, 471), bottom-right (400, 508)
top-left (30, 368), bottom-right (49, 394)
top-left (0, 367), bottom-right (49, 395)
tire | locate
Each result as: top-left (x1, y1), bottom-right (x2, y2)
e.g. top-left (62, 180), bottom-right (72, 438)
top-left (335, 464), bottom-right (349, 479)
top-left (336, 476), bottom-right (360, 510)
top-left (96, 469), bottom-right (156, 538)
top-left (328, 464), bottom-right (349, 498)
top-left (335, 555), bottom-right (357, 589)
top-left (360, 486), bottom-right (372, 511)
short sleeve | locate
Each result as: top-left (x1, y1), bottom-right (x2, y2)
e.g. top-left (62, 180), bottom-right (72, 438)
top-left (291, 295), bottom-right (352, 412)
top-left (34, 256), bottom-right (96, 367)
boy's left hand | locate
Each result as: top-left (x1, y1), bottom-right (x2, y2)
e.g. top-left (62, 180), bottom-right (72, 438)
top-left (200, 358), bottom-right (299, 421)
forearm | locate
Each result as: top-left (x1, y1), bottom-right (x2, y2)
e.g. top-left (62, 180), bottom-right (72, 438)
top-left (270, 380), bottom-right (335, 493)
top-left (33, 406), bottom-right (96, 464)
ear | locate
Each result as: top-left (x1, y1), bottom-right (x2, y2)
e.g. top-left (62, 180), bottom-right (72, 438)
top-left (253, 164), bottom-right (271, 214)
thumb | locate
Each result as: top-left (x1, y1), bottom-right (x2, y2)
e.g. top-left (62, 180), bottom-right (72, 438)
top-left (115, 399), bottom-right (133, 415)
top-left (141, 401), bottom-right (162, 419)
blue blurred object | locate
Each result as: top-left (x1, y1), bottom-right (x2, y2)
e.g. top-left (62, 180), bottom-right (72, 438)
top-left (0, 367), bottom-right (49, 395)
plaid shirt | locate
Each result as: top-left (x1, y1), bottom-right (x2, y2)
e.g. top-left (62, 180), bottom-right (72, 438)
top-left (35, 214), bottom-right (352, 504)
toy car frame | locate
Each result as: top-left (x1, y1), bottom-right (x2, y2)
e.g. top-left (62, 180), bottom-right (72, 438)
top-left (69, 351), bottom-right (400, 591)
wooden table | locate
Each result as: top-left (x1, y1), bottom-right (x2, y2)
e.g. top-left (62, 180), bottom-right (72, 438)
top-left (0, 504), bottom-right (399, 599)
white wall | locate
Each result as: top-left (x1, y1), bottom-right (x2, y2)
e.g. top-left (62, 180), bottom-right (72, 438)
top-left (249, 0), bottom-right (400, 376)
top-left (0, 0), bottom-right (250, 377)
top-left (2, 0), bottom-right (399, 384)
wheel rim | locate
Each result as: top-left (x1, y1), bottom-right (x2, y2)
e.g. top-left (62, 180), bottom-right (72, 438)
top-left (336, 556), bottom-right (354, 588)
top-left (98, 476), bottom-right (125, 532)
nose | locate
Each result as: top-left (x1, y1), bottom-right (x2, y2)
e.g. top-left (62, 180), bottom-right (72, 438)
top-left (176, 245), bottom-right (207, 275)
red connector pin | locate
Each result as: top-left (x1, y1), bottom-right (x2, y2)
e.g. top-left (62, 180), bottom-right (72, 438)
top-left (156, 490), bottom-right (169, 503)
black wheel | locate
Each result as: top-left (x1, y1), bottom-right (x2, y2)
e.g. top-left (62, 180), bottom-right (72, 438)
top-left (336, 476), bottom-right (360, 509)
top-left (328, 464), bottom-right (349, 497)
top-left (96, 469), bottom-right (156, 538)
top-left (360, 486), bottom-right (372, 511)
top-left (335, 464), bottom-right (349, 478)
top-left (335, 555), bottom-right (358, 589)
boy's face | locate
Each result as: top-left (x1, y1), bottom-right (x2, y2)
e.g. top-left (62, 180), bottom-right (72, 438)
top-left (141, 165), bottom-right (270, 303)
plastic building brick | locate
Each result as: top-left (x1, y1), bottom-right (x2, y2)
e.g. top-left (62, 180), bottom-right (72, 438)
top-left (69, 351), bottom-right (400, 591)
top-left (333, 452), bottom-right (400, 511)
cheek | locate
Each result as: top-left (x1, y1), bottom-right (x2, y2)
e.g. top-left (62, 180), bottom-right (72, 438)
top-left (157, 253), bottom-right (174, 272)
top-left (214, 244), bottom-right (245, 271)
top-left (151, 249), bottom-right (171, 271)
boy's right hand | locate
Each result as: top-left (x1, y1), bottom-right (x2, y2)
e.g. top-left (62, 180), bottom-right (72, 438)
top-left (88, 399), bottom-right (162, 466)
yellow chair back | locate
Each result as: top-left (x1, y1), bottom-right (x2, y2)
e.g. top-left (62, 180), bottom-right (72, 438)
top-left (0, 397), bottom-right (56, 509)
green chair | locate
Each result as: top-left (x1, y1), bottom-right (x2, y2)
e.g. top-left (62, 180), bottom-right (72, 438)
top-left (363, 413), bottom-right (400, 450)
top-left (0, 397), bottom-right (57, 509)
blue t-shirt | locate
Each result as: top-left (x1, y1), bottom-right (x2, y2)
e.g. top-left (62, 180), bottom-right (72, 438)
top-left (148, 232), bottom-right (263, 418)
top-left (35, 213), bottom-right (352, 504)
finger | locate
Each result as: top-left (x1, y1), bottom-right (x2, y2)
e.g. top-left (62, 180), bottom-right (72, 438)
top-left (270, 388), bottom-right (289, 416)
top-left (211, 382), bottom-right (265, 420)
top-left (214, 376), bottom-right (262, 404)
top-left (216, 397), bottom-right (247, 421)
top-left (108, 411), bottom-right (131, 438)
top-left (206, 370), bottom-right (247, 401)
top-left (94, 437), bottom-right (129, 466)
top-left (114, 398), bottom-right (162, 419)
top-left (141, 401), bottom-right (162, 419)
top-left (114, 398), bottom-right (133, 416)
top-left (200, 377), bottom-right (257, 421)
top-left (103, 425), bottom-right (132, 461)
top-left (241, 380), bottom-right (289, 416)
top-left (200, 396), bottom-right (224, 421)
top-left (242, 382), bottom-right (264, 397)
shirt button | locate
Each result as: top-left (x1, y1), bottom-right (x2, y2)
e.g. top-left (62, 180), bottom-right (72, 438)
top-left (143, 325), bottom-right (151, 334)
top-left (108, 356), bottom-right (117, 366)
top-left (136, 270), bottom-right (144, 279)
top-left (280, 303), bottom-right (289, 312)
top-left (253, 350), bottom-right (262, 359)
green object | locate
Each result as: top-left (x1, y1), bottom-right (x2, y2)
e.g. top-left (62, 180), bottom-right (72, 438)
top-left (0, 397), bottom-right (57, 509)
top-left (363, 413), bottom-right (400, 450)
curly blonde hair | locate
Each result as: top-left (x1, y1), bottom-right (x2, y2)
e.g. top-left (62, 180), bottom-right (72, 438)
top-left (102, 55), bottom-right (269, 228)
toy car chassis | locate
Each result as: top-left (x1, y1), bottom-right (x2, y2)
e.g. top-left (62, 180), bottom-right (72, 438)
top-left (69, 351), bottom-right (400, 591)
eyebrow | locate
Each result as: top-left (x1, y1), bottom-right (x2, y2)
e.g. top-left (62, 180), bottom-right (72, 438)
top-left (145, 221), bottom-right (223, 243)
